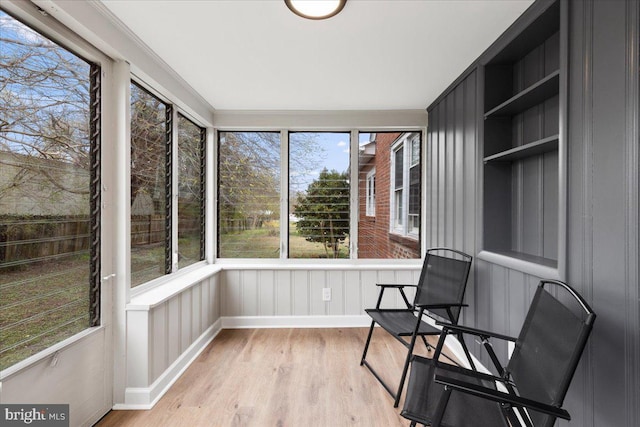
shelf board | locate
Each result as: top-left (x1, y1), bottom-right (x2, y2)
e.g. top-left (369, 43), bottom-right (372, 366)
top-left (484, 70), bottom-right (560, 118)
top-left (484, 135), bottom-right (559, 163)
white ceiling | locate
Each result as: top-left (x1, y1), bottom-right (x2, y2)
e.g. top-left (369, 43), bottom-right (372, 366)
top-left (99, 0), bottom-right (533, 111)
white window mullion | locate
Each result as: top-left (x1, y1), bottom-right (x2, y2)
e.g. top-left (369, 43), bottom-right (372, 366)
top-left (350, 129), bottom-right (359, 259)
top-left (403, 137), bottom-right (411, 236)
top-left (171, 107), bottom-right (180, 272)
top-left (280, 130), bottom-right (289, 259)
top-left (207, 128), bottom-right (216, 264)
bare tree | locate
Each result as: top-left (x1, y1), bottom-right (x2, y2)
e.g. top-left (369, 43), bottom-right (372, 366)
top-left (0, 12), bottom-right (91, 212)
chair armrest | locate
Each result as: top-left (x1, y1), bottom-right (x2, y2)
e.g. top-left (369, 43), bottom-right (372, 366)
top-left (434, 374), bottom-right (571, 420)
top-left (375, 283), bottom-right (417, 288)
top-left (434, 362), bottom-right (507, 386)
top-left (414, 302), bottom-right (468, 309)
top-left (435, 321), bottom-right (517, 342)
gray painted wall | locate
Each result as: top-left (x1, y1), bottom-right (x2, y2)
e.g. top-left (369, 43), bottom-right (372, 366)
top-left (426, 1), bottom-right (639, 426)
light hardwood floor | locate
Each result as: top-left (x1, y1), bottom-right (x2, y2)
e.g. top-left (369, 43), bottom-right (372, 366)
top-left (96, 327), bottom-right (452, 427)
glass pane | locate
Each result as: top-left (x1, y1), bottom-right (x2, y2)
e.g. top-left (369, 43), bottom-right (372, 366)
top-left (290, 132), bottom-right (350, 259)
top-left (218, 132), bottom-right (280, 258)
top-left (130, 83), bottom-right (167, 286)
top-left (0, 11), bottom-right (94, 369)
top-left (177, 115), bottom-right (204, 268)
top-left (358, 132), bottom-right (420, 259)
top-left (394, 147), bottom-right (404, 189)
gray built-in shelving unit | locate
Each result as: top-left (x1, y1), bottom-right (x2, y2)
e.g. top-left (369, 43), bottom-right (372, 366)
top-left (481, 0), bottom-right (564, 270)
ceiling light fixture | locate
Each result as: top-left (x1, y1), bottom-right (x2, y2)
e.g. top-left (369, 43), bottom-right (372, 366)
top-left (285, 0), bottom-right (347, 20)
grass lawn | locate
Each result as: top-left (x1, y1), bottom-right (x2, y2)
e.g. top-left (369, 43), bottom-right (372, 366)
top-left (219, 222), bottom-right (349, 258)
top-left (0, 257), bottom-right (90, 371)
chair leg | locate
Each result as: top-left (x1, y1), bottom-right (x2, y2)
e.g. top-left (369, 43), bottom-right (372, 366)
top-left (360, 320), bottom-right (376, 365)
top-left (394, 332), bottom-right (419, 408)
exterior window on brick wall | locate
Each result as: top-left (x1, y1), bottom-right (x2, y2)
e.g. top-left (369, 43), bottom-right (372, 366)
top-left (366, 169), bottom-right (376, 217)
top-left (392, 133), bottom-right (421, 239)
top-left (358, 132), bottom-right (421, 259)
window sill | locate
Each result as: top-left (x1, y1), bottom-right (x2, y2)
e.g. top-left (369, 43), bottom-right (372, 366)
top-left (213, 258), bottom-right (422, 270)
top-left (388, 233), bottom-right (420, 250)
top-left (128, 264), bottom-right (222, 311)
top-left (477, 251), bottom-right (560, 280)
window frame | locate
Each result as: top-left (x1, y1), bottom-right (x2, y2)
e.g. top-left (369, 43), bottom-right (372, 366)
top-left (214, 125), bottom-right (425, 261)
top-left (129, 78), bottom-right (209, 294)
top-left (176, 113), bottom-right (206, 269)
top-left (366, 168), bottom-right (376, 217)
top-left (390, 133), bottom-right (421, 240)
top-left (0, 6), bottom-right (102, 370)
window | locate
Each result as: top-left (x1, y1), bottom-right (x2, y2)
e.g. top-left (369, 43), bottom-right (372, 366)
top-left (358, 132), bottom-right (421, 259)
top-left (391, 133), bottom-right (421, 239)
top-left (393, 144), bottom-right (405, 230)
top-left (218, 132), bottom-right (281, 258)
top-left (130, 83), bottom-right (170, 287)
top-left (177, 115), bottom-right (205, 269)
top-left (0, 10), bottom-right (100, 370)
top-left (290, 132), bottom-right (350, 259)
top-left (216, 129), bottom-right (420, 260)
top-left (366, 169), bottom-right (376, 217)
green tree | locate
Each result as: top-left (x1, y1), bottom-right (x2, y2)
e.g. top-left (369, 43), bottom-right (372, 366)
top-left (294, 168), bottom-right (349, 258)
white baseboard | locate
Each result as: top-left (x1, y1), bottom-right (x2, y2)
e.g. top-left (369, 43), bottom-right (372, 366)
top-left (221, 315), bottom-right (371, 329)
top-left (115, 318), bottom-right (223, 410)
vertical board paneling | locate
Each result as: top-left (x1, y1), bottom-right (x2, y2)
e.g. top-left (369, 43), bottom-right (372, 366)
top-left (360, 270), bottom-right (379, 311)
top-left (180, 289), bottom-right (191, 352)
top-left (292, 270), bottom-right (309, 315)
top-left (241, 270), bottom-right (258, 316)
top-left (327, 270), bottom-right (345, 315)
top-left (210, 276), bottom-right (220, 321)
top-left (275, 270), bottom-right (292, 316)
top-left (445, 94), bottom-right (455, 245)
top-left (426, 69), bottom-right (479, 328)
top-left (219, 268), bottom-right (422, 318)
top-left (344, 270), bottom-right (362, 315)
top-left (454, 83), bottom-right (465, 251)
top-left (428, 106), bottom-right (439, 246)
top-left (309, 270), bottom-right (326, 315)
top-left (377, 270), bottom-right (398, 307)
top-left (126, 310), bottom-right (149, 387)
top-left (151, 304), bottom-right (167, 382)
top-left (200, 281), bottom-right (210, 332)
top-left (258, 270), bottom-right (275, 316)
top-left (191, 285), bottom-right (201, 341)
top-left (222, 270), bottom-right (241, 316)
top-left (506, 270), bottom-right (526, 338)
top-left (167, 297), bottom-right (181, 363)
top-left (438, 103), bottom-right (446, 246)
top-left (590, 2), bottom-right (629, 425)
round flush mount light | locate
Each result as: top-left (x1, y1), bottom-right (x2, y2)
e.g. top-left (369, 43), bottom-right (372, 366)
top-left (285, 0), bottom-right (347, 20)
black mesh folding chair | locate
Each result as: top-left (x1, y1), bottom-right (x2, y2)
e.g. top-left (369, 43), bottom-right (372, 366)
top-left (360, 247), bottom-right (473, 407)
top-left (401, 279), bottom-right (596, 427)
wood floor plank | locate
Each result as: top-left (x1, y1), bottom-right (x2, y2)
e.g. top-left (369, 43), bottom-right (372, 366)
top-left (95, 327), bottom-right (453, 427)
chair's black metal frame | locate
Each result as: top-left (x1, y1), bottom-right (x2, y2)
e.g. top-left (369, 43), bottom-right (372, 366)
top-left (360, 248), bottom-right (473, 407)
top-left (400, 279), bottom-right (596, 427)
